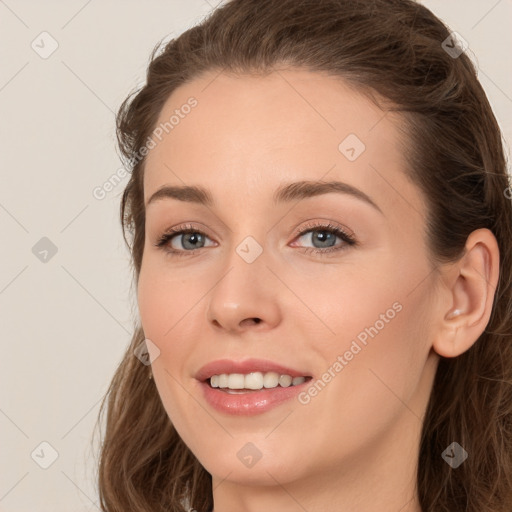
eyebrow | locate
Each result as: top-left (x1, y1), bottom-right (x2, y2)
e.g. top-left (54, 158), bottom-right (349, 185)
top-left (146, 180), bottom-right (383, 214)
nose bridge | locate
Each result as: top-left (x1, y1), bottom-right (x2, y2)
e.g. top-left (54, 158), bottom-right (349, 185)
top-left (205, 230), bottom-right (281, 331)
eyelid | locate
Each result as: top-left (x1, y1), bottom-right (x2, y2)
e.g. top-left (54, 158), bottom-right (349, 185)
top-left (154, 222), bottom-right (216, 248)
top-left (154, 220), bottom-right (357, 256)
top-left (292, 219), bottom-right (355, 240)
top-left (290, 220), bottom-right (357, 254)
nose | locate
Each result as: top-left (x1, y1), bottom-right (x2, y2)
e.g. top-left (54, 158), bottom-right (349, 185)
top-left (205, 247), bottom-right (282, 334)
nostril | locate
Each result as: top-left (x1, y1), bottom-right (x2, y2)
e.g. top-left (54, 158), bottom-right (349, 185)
top-left (239, 318), bottom-right (262, 327)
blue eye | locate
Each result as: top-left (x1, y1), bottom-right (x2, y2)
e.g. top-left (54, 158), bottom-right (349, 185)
top-left (155, 224), bottom-right (214, 256)
top-left (294, 222), bottom-right (357, 255)
top-left (154, 221), bottom-right (357, 257)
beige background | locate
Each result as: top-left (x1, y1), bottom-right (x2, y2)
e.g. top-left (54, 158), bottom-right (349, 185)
top-left (1, 1), bottom-right (511, 510)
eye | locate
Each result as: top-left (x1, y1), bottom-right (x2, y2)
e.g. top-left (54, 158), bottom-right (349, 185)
top-left (154, 221), bottom-right (357, 257)
top-left (291, 221), bottom-right (357, 256)
top-left (154, 223), bottom-right (215, 257)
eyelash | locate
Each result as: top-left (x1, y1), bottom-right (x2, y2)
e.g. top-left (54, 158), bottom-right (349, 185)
top-left (154, 221), bottom-right (357, 257)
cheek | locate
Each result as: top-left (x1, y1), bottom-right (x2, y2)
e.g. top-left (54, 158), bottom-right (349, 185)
top-left (136, 262), bottom-right (191, 396)
top-left (137, 257), bottom-right (195, 339)
top-left (137, 263), bottom-right (202, 430)
top-left (137, 272), bottom-right (165, 337)
top-left (292, 298), bottom-right (430, 470)
top-left (303, 257), bottom-right (433, 427)
top-left (137, 257), bottom-right (211, 382)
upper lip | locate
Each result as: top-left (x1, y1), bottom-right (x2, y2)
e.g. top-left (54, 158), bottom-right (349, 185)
top-left (195, 358), bottom-right (311, 382)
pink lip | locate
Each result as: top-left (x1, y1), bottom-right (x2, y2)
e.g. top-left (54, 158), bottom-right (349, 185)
top-left (195, 358), bottom-right (312, 416)
top-left (199, 380), bottom-right (311, 416)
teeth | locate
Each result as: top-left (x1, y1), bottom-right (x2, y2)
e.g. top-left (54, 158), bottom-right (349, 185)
top-left (218, 374), bottom-right (229, 388)
top-left (279, 374), bottom-right (292, 387)
top-left (245, 372), bottom-right (264, 390)
top-left (209, 371), bottom-right (308, 390)
top-left (263, 371), bottom-right (279, 388)
top-left (227, 373), bottom-right (245, 389)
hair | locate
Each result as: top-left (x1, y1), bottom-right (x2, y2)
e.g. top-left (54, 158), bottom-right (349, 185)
top-left (93, 0), bottom-right (512, 510)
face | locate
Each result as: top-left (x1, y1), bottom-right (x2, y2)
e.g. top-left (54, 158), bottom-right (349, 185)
top-left (137, 69), bottom-right (441, 487)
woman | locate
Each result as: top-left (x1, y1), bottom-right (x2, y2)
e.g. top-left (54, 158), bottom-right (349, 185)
top-left (95, 0), bottom-right (512, 510)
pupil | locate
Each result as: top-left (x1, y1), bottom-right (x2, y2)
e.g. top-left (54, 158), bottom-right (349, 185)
top-left (314, 231), bottom-right (334, 248)
top-left (184, 233), bottom-right (203, 249)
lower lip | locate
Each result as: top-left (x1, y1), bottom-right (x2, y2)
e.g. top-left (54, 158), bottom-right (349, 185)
top-left (199, 380), bottom-right (310, 415)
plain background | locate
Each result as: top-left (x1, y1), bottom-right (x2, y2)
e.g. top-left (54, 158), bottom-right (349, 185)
top-left (1, 1), bottom-right (511, 510)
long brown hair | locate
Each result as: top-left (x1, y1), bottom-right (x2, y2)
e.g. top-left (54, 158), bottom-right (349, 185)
top-left (94, 1), bottom-right (512, 510)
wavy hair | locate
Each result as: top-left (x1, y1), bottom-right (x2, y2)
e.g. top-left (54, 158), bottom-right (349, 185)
top-left (94, 1), bottom-right (512, 510)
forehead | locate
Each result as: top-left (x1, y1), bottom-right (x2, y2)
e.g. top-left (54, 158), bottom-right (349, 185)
top-left (143, 69), bottom-right (424, 217)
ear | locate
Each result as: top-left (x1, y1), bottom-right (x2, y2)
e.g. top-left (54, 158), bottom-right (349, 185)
top-left (432, 228), bottom-right (500, 358)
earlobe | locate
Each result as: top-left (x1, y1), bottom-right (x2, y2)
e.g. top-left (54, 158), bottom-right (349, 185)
top-left (432, 228), bottom-right (500, 359)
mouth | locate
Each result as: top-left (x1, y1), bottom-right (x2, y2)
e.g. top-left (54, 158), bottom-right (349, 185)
top-left (195, 359), bottom-right (314, 415)
top-left (206, 372), bottom-right (312, 393)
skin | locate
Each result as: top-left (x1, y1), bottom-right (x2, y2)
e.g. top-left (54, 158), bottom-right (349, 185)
top-left (137, 69), bottom-right (499, 512)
